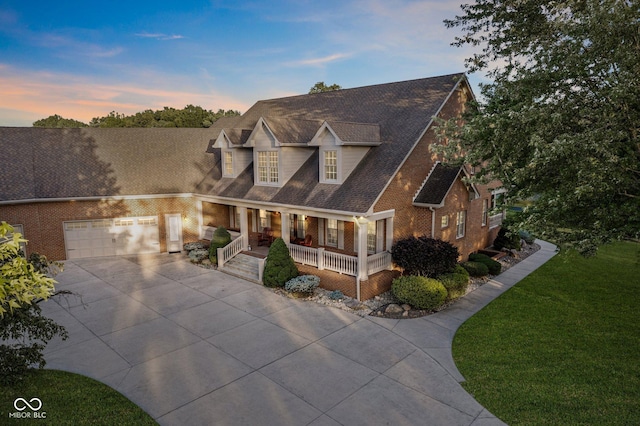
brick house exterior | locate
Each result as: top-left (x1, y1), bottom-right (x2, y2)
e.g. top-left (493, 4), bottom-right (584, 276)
top-left (1, 73), bottom-right (502, 299)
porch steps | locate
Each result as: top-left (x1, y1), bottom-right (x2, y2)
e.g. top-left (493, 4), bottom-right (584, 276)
top-left (219, 253), bottom-right (262, 284)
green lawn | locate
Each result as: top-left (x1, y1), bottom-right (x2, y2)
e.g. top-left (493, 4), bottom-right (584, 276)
top-left (453, 241), bottom-right (640, 425)
top-left (1, 369), bottom-right (157, 425)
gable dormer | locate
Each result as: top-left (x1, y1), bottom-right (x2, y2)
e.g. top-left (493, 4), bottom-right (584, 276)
top-left (309, 121), bottom-right (381, 184)
top-left (211, 128), bottom-right (253, 178)
top-left (246, 117), bottom-right (315, 187)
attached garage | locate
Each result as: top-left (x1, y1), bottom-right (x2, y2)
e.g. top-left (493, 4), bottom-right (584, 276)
top-left (63, 216), bottom-right (160, 259)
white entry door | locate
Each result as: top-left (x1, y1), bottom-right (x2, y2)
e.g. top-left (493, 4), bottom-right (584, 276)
top-left (165, 214), bottom-right (183, 253)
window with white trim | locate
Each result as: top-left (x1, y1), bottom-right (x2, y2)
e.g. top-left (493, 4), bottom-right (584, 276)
top-left (456, 211), bottom-right (466, 238)
top-left (324, 150), bottom-right (337, 181)
top-left (326, 219), bottom-right (338, 247)
top-left (441, 215), bottom-right (449, 228)
top-left (257, 151), bottom-right (279, 184)
top-left (366, 221), bottom-right (377, 254)
top-left (224, 151), bottom-right (233, 176)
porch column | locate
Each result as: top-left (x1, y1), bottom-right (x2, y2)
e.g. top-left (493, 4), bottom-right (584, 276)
top-left (239, 207), bottom-right (249, 250)
top-left (385, 216), bottom-right (394, 252)
top-left (281, 212), bottom-right (290, 245)
top-left (356, 218), bottom-right (369, 281)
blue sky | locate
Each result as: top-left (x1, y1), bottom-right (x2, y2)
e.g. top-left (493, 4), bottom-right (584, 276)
top-left (0, 0), bottom-right (482, 126)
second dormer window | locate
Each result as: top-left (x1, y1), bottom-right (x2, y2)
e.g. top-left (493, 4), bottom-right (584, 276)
top-left (324, 150), bottom-right (337, 181)
top-left (224, 151), bottom-right (233, 176)
top-left (258, 151), bottom-right (279, 184)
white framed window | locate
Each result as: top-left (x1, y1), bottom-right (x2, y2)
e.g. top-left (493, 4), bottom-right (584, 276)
top-left (258, 209), bottom-right (270, 231)
top-left (482, 199), bottom-right (489, 226)
top-left (441, 215), bottom-right (449, 228)
top-left (366, 221), bottom-right (377, 254)
top-left (257, 151), bottom-right (279, 184)
top-left (456, 211), bottom-right (466, 238)
top-left (326, 219), bottom-right (338, 247)
top-left (224, 151), bottom-right (233, 176)
top-left (324, 150), bottom-right (337, 181)
top-left (290, 214), bottom-right (307, 240)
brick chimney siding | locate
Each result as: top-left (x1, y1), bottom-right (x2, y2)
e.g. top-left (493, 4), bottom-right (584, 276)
top-left (1, 197), bottom-right (199, 260)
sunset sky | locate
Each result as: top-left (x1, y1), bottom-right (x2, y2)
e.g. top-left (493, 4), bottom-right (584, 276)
top-left (0, 0), bottom-right (483, 126)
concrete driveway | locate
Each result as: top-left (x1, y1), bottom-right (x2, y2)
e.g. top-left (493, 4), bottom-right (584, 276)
top-left (40, 245), bottom-right (556, 425)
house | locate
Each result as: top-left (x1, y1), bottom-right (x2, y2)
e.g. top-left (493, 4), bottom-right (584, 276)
top-left (0, 73), bottom-right (502, 300)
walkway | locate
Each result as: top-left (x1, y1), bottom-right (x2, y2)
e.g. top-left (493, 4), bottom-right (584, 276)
top-left (41, 240), bottom-right (557, 425)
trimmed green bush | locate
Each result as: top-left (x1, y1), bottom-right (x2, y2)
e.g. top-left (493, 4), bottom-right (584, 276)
top-left (391, 236), bottom-right (459, 278)
top-left (493, 227), bottom-right (521, 250)
top-left (208, 227), bottom-right (232, 263)
top-left (263, 238), bottom-right (298, 288)
top-left (438, 264), bottom-right (470, 300)
top-left (391, 275), bottom-right (447, 310)
top-left (461, 261), bottom-right (490, 277)
top-left (469, 253), bottom-right (502, 275)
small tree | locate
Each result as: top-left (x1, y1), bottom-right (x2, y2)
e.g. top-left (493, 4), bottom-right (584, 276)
top-left (0, 222), bottom-right (68, 384)
top-left (263, 238), bottom-right (298, 288)
top-left (209, 226), bottom-right (232, 264)
top-left (391, 236), bottom-right (459, 278)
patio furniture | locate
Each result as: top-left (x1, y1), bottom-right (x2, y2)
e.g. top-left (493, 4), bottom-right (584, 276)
top-left (258, 227), bottom-right (274, 246)
top-left (300, 234), bottom-right (313, 247)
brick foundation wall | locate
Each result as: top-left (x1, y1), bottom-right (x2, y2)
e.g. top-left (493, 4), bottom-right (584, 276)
top-left (1, 197), bottom-right (199, 260)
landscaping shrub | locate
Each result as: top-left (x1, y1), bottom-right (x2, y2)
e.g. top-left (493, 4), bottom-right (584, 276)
top-left (493, 227), bottom-right (521, 250)
top-left (188, 249), bottom-right (209, 263)
top-left (438, 264), bottom-right (470, 301)
top-left (391, 275), bottom-right (447, 310)
top-left (284, 275), bottom-right (320, 295)
top-left (461, 261), bottom-right (490, 277)
top-left (263, 238), bottom-right (299, 288)
top-left (208, 227), bottom-right (232, 263)
top-left (391, 236), bottom-right (459, 278)
top-left (184, 242), bottom-right (206, 251)
top-left (469, 253), bottom-right (502, 275)
top-left (519, 230), bottom-right (535, 245)
top-left (328, 290), bottom-right (345, 300)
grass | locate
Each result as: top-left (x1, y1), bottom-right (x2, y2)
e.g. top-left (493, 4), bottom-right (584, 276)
top-left (1, 369), bottom-right (157, 425)
top-left (453, 241), bottom-right (640, 425)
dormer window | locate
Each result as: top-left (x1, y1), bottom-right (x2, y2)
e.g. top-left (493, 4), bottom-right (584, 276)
top-left (257, 151), bottom-right (279, 184)
top-left (223, 151), bottom-right (233, 176)
top-left (324, 150), bottom-right (337, 181)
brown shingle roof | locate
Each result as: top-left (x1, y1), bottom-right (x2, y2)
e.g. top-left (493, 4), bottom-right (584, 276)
top-left (413, 163), bottom-right (463, 207)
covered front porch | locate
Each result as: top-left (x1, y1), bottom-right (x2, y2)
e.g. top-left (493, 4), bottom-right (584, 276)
top-left (196, 199), bottom-right (396, 300)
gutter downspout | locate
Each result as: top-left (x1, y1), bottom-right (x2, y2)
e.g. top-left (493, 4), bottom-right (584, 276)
top-left (429, 207), bottom-right (436, 238)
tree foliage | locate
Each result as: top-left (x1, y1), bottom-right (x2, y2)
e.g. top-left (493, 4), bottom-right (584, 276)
top-left (33, 114), bottom-right (88, 128)
top-left (440, 0), bottom-right (640, 255)
top-left (33, 106), bottom-right (240, 128)
top-left (0, 222), bottom-right (68, 384)
top-left (308, 82), bottom-right (342, 94)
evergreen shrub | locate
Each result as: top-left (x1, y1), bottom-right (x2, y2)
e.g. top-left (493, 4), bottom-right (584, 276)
top-left (461, 261), bottom-right (490, 277)
top-left (263, 238), bottom-right (298, 288)
top-left (208, 227), bottom-right (232, 263)
top-left (284, 275), bottom-right (320, 294)
top-left (469, 253), bottom-right (502, 275)
top-left (438, 264), bottom-right (470, 300)
top-left (391, 276), bottom-right (447, 310)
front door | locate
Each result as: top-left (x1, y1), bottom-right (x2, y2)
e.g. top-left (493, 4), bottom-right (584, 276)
top-left (165, 214), bottom-right (183, 253)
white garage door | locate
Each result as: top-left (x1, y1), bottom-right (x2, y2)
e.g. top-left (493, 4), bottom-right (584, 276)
top-left (64, 216), bottom-right (160, 259)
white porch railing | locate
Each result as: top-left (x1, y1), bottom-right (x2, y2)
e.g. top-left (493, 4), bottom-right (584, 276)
top-left (217, 235), bottom-right (246, 268)
top-left (288, 243), bottom-right (318, 267)
top-left (367, 251), bottom-right (392, 275)
top-left (288, 243), bottom-right (391, 277)
top-left (322, 250), bottom-right (358, 276)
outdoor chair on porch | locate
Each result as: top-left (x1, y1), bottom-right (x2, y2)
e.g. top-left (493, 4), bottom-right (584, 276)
top-left (258, 227), bottom-right (274, 246)
top-left (300, 234), bottom-right (313, 247)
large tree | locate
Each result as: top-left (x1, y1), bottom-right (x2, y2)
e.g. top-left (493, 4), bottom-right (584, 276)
top-left (440, 0), bottom-right (639, 255)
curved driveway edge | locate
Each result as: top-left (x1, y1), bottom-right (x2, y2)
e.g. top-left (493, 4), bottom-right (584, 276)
top-left (40, 240), bottom-right (557, 426)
